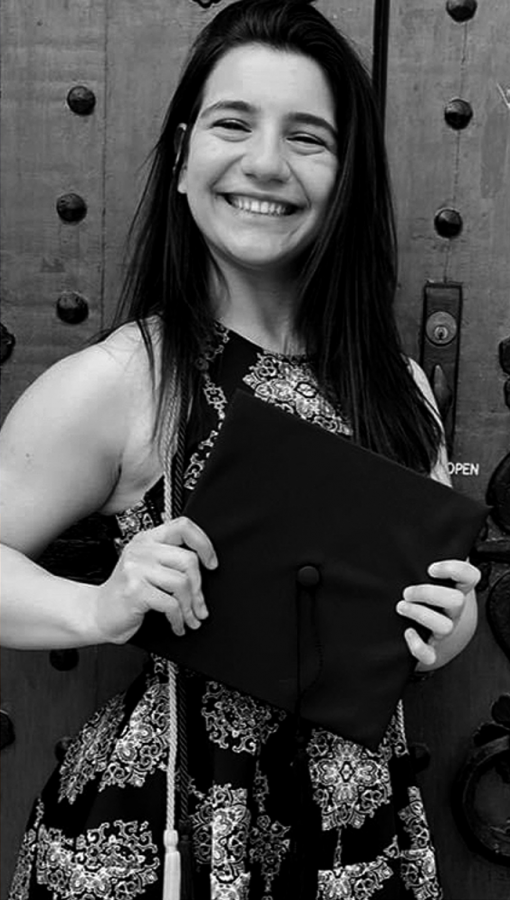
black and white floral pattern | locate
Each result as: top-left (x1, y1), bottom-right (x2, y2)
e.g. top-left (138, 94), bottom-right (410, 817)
top-left (10, 326), bottom-right (442, 900)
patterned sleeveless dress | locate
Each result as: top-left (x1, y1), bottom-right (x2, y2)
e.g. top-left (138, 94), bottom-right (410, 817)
top-left (9, 324), bottom-right (443, 900)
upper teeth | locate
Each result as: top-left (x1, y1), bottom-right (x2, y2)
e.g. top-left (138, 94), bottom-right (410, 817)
top-left (227, 195), bottom-right (292, 216)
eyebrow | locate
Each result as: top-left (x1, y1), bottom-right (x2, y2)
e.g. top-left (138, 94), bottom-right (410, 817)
top-left (199, 100), bottom-right (337, 140)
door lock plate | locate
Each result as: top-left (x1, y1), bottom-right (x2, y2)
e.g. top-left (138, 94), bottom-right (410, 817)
top-left (420, 283), bottom-right (463, 450)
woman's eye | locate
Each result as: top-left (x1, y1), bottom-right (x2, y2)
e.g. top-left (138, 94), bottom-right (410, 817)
top-left (289, 133), bottom-right (327, 148)
top-left (212, 119), bottom-right (250, 133)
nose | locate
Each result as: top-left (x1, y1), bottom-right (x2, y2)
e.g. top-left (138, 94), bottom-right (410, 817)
top-left (240, 128), bottom-right (290, 183)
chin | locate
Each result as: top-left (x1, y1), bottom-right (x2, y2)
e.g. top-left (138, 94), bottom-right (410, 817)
top-left (223, 244), bottom-right (301, 271)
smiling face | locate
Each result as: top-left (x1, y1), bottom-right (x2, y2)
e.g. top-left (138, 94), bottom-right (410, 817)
top-left (177, 44), bottom-right (338, 278)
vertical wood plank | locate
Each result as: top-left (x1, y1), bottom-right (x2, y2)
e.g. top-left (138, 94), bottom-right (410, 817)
top-left (387, 2), bottom-right (510, 897)
top-left (0, 1), bottom-right (109, 893)
top-left (0, 0), bottom-right (106, 412)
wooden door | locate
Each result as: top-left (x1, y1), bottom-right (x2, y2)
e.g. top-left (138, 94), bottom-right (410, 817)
top-left (387, 2), bottom-right (510, 898)
top-left (1, 2), bottom-right (509, 899)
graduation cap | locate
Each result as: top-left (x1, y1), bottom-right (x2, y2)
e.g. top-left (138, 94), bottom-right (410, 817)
top-left (131, 390), bottom-right (488, 750)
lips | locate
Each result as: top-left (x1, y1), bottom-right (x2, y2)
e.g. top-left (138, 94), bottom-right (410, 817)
top-left (223, 194), bottom-right (298, 216)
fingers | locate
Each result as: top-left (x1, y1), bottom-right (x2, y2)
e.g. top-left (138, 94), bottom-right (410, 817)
top-left (397, 559), bottom-right (481, 666)
top-left (119, 517), bottom-right (218, 637)
top-left (152, 517), bottom-right (218, 570)
top-left (427, 559), bottom-right (480, 594)
top-left (156, 545), bottom-right (209, 622)
top-left (403, 628), bottom-right (437, 667)
top-left (396, 595), bottom-right (455, 637)
top-left (401, 583), bottom-right (464, 621)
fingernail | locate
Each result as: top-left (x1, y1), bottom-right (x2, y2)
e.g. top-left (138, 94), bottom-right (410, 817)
top-left (207, 556), bottom-right (218, 570)
top-left (396, 601), bottom-right (407, 615)
top-left (198, 607), bottom-right (209, 619)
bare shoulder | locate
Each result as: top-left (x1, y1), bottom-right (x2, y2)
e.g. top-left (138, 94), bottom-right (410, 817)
top-left (3, 322), bottom-right (154, 440)
top-left (0, 321), bottom-right (162, 555)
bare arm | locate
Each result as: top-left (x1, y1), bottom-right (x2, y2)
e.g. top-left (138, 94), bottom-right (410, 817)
top-left (0, 343), bottom-right (128, 648)
top-left (0, 334), bottom-right (217, 650)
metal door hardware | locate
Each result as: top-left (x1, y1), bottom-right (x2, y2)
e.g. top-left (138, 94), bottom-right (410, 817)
top-left (487, 452), bottom-right (510, 534)
top-left (420, 283), bottom-right (462, 449)
top-left (444, 98), bottom-right (473, 130)
top-left (434, 208), bottom-right (463, 238)
top-left (56, 193), bottom-right (87, 224)
top-left (453, 694), bottom-right (510, 866)
top-left (56, 290), bottom-right (89, 325)
top-left (446, 0), bottom-right (478, 22)
top-left (486, 573), bottom-right (510, 663)
top-left (0, 322), bottom-right (15, 364)
top-left (499, 338), bottom-right (510, 374)
top-left (499, 338), bottom-right (510, 409)
top-left (425, 311), bottom-right (457, 346)
top-left (66, 85), bottom-right (96, 116)
top-left (0, 710), bottom-right (15, 751)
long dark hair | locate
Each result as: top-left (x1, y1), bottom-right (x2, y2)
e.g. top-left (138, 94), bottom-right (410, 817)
top-left (113, 0), bottom-right (442, 473)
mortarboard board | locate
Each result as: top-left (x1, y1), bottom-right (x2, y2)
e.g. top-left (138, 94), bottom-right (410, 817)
top-left (131, 390), bottom-right (488, 750)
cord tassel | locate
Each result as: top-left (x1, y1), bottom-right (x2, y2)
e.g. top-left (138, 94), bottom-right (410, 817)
top-left (162, 828), bottom-right (181, 900)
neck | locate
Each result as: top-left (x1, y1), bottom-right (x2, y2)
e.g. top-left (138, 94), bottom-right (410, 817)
top-left (209, 261), bottom-right (303, 356)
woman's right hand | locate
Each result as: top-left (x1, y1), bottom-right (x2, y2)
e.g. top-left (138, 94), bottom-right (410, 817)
top-left (95, 517), bottom-right (218, 644)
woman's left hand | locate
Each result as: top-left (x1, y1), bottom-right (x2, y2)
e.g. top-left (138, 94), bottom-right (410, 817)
top-left (396, 559), bottom-right (481, 669)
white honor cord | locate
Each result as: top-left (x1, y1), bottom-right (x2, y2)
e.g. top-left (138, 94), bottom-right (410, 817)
top-left (163, 660), bottom-right (180, 900)
top-left (162, 402), bottom-right (181, 900)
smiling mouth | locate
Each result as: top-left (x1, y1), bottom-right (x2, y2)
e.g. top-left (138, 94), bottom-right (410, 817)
top-left (223, 194), bottom-right (298, 217)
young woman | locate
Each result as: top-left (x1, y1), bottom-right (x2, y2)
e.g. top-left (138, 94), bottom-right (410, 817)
top-left (2, 1), bottom-right (480, 897)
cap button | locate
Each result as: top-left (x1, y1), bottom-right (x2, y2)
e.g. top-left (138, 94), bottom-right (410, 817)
top-left (296, 565), bottom-right (321, 588)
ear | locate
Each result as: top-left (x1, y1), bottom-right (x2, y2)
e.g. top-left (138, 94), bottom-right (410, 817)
top-left (174, 123), bottom-right (188, 194)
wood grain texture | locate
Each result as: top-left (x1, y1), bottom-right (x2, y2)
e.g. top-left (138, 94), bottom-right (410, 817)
top-left (2, 1), bottom-right (509, 898)
top-left (387, 2), bottom-right (510, 897)
top-left (0, 2), bottom-right (145, 895)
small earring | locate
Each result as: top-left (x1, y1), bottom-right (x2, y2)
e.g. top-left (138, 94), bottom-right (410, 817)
top-left (172, 147), bottom-right (183, 178)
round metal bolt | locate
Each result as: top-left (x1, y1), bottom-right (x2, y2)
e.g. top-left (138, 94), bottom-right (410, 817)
top-left (444, 98), bottom-right (473, 130)
top-left (0, 322), bottom-right (16, 364)
top-left (56, 290), bottom-right (89, 325)
top-left (446, 0), bottom-right (477, 22)
top-left (49, 648), bottom-right (80, 671)
top-left (56, 193), bottom-right (87, 224)
top-left (0, 711), bottom-right (15, 751)
top-left (66, 85), bottom-right (96, 116)
top-left (504, 379), bottom-right (510, 411)
top-left (434, 207), bottom-right (463, 238)
top-left (499, 337), bottom-right (510, 375)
